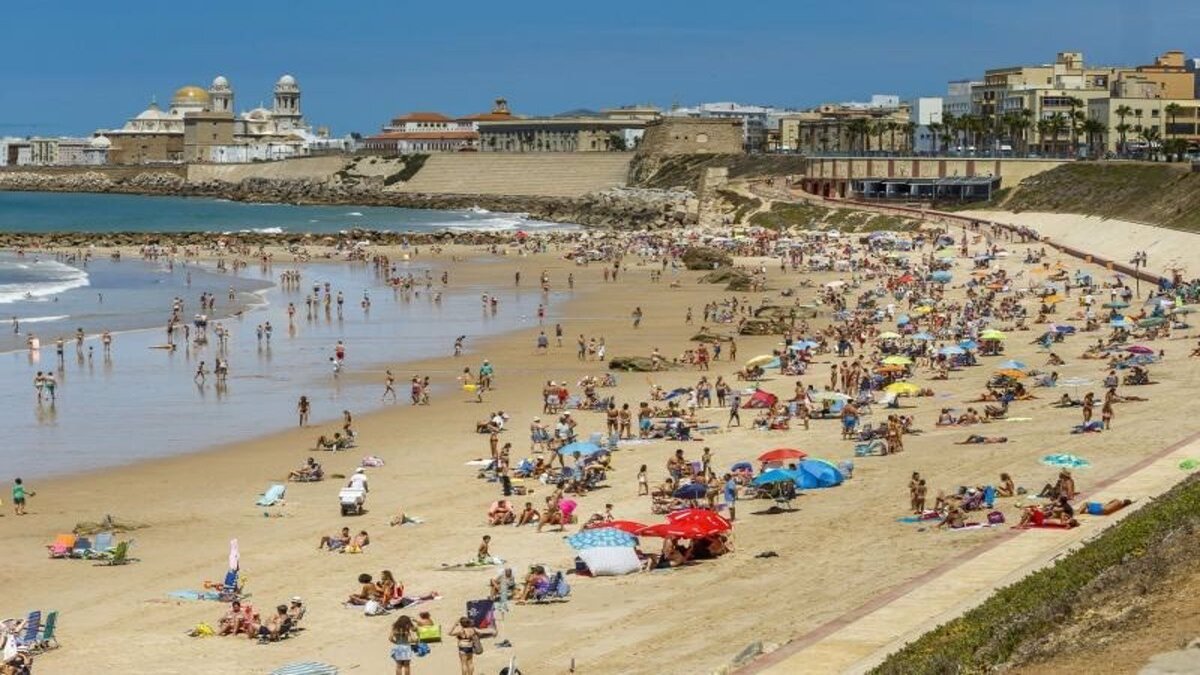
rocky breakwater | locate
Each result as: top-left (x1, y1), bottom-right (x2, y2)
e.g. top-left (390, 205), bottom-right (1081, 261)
top-left (0, 169), bottom-right (696, 230)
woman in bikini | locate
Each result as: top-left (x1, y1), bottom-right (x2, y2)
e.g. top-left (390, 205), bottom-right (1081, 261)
top-left (448, 616), bottom-right (480, 675)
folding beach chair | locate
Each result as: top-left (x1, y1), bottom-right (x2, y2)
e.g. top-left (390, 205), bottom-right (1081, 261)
top-left (33, 610), bottom-right (59, 653)
top-left (89, 532), bottom-right (115, 558)
top-left (70, 537), bottom-right (92, 559)
top-left (18, 611), bottom-right (41, 648)
top-left (100, 540), bottom-right (134, 566)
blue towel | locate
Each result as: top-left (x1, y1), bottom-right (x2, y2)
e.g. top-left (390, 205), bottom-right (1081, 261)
top-left (271, 663), bottom-right (339, 675)
top-left (257, 484), bottom-right (286, 506)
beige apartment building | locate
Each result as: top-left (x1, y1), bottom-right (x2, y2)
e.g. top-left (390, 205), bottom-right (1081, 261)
top-left (965, 50), bottom-right (1199, 155)
top-left (1089, 97), bottom-right (1200, 154)
top-left (780, 102), bottom-right (912, 154)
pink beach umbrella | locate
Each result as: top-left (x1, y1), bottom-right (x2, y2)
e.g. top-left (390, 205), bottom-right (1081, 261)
top-left (1126, 345), bottom-right (1154, 355)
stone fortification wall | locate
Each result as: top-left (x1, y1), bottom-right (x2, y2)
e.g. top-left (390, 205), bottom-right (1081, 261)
top-left (638, 118), bottom-right (744, 155)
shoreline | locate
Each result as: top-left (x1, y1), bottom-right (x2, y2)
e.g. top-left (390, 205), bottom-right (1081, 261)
top-left (10, 216), bottom-right (1200, 674)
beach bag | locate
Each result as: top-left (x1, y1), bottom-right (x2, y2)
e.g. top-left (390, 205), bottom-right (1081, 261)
top-left (471, 632), bottom-right (484, 655)
top-left (987, 510), bottom-right (1005, 525)
top-left (417, 624), bottom-right (442, 643)
top-left (414, 641), bottom-right (430, 657)
top-left (364, 600), bottom-right (385, 616)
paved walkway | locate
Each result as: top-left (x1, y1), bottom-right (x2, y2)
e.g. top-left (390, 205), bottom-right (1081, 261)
top-left (741, 430), bottom-right (1200, 675)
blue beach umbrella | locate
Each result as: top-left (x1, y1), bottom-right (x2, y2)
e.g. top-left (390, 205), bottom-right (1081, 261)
top-left (998, 359), bottom-right (1027, 370)
top-left (271, 664), bottom-right (339, 675)
top-left (566, 527), bottom-right (638, 550)
top-left (673, 483), bottom-right (709, 500)
top-left (930, 271), bottom-right (953, 283)
top-left (558, 441), bottom-right (601, 457)
top-left (896, 315), bottom-right (911, 325)
top-left (752, 468), bottom-right (798, 486)
top-left (938, 345), bottom-right (966, 356)
top-left (959, 339), bottom-right (978, 350)
top-left (788, 340), bottom-right (819, 351)
top-left (912, 332), bottom-right (934, 341)
top-left (794, 459), bottom-right (844, 489)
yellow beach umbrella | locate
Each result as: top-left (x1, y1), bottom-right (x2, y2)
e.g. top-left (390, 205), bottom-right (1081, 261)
top-left (746, 355), bottom-right (775, 368)
top-left (1041, 294), bottom-right (1064, 304)
top-left (912, 306), bottom-right (933, 316)
top-left (980, 329), bottom-right (1007, 340)
top-left (884, 381), bottom-right (921, 395)
top-left (994, 369), bottom-right (1026, 379)
top-left (877, 331), bottom-right (902, 340)
top-left (881, 355), bottom-right (913, 366)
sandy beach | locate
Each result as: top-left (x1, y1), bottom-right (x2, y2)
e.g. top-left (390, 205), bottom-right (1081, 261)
top-left (6, 228), bottom-right (1200, 675)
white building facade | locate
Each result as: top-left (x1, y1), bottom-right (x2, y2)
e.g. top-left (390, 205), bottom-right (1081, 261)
top-left (910, 97), bottom-right (944, 154)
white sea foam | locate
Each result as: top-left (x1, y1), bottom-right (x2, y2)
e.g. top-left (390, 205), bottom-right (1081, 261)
top-left (346, 211), bottom-right (364, 217)
top-left (18, 314), bottom-right (70, 324)
top-left (219, 227), bottom-right (285, 235)
top-left (0, 260), bottom-right (90, 304)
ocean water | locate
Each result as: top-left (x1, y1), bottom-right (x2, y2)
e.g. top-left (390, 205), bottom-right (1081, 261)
top-left (0, 256), bottom-right (562, 478)
top-left (0, 190), bottom-right (575, 234)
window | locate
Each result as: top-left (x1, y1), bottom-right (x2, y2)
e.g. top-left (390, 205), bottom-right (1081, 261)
top-left (1151, 110), bottom-right (1160, 117)
top-left (696, 133), bottom-right (709, 143)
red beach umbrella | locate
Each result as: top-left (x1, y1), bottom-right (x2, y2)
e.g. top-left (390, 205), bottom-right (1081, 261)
top-left (757, 448), bottom-right (807, 463)
top-left (586, 520), bottom-right (647, 535)
top-left (666, 508), bottom-right (733, 534)
top-left (637, 522), bottom-right (708, 539)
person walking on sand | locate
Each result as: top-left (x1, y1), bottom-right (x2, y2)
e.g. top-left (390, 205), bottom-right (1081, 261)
top-left (43, 373), bottom-right (56, 401)
top-left (102, 330), bottom-right (112, 355)
top-left (632, 306), bottom-right (643, 328)
top-left (298, 396), bottom-right (311, 426)
top-left (449, 616), bottom-right (480, 675)
top-left (194, 361), bottom-right (207, 384)
top-left (33, 372), bottom-right (44, 403)
top-left (727, 392), bottom-right (742, 427)
top-left (382, 370), bottom-right (397, 402)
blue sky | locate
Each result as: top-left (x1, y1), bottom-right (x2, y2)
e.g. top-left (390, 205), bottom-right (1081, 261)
top-left (2, 0), bottom-right (1198, 136)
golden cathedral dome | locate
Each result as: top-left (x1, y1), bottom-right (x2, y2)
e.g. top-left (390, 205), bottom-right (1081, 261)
top-left (172, 85), bottom-right (210, 105)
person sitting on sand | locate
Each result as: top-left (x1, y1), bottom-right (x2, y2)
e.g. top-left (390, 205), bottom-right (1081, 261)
top-left (936, 505), bottom-right (967, 529)
top-left (318, 527), bottom-right (352, 552)
top-left (957, 408), bottom-right (981, 425)
top-left (287, 597), bottom-right (306, 625)
top-left (515, 565), bottom-right (549, 603)
top-left (1048, 495), bottom-right (1077, 526)
top-left (1055, 393), bottom-right (1082, 407)
top-left (1046, 353), bottom-right (1065, 366)
top-left (997, 473), bottom-right (1016, 498)
top-left (488, 500), bottom-right (515, 526)
top-left (218, 601), bottom-right (247, 636)
top-left (256, 605), bottom-right (291, 643)
top-left (1056, 470), bottom-right (1078, 500)
top-left (490, 568), bottom-right (517, 601)
top-left (536, 497), bottom-right (563, 533)
top-left (288, 457), bottom-right (323, 481)
top-left (935, 408), bottom-right (956, 426)
top-left (1018, 503), bottom-right (1048, 527)
top-left (514, 501), bottom-right (540, 526)
top-left (343, 530), bottom-right (370, 554)
top-left (347, 573), bottom-right (380, 606)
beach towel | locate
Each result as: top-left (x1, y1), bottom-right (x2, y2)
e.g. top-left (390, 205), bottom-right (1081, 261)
top-left (1016, 520), bottom-right (1078, 530)
top-left (270, 663), bottom-right (339, 675)
top-left (896, 511), bottom-right (941, 524)
top-left (169, 590), bottom-right (221, 601)
top-left (467, 599), bottom-right (496, 630)
top-left (256, 484), bottom-right (286, 506)
top-left (360, 455), bottom-right (385, 467)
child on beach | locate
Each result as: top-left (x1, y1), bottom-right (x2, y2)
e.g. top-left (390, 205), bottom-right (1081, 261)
top-left (637, 465), bottom-right (648, 496)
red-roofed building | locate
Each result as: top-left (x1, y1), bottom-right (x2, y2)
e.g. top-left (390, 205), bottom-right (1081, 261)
top-left (362, 99), bottom-right (520, 154)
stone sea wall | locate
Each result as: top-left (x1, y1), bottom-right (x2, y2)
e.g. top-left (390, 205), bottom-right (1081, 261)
top-left (0, 167), bottom-right (695, 231)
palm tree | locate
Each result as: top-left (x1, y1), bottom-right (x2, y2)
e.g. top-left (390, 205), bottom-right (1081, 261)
top-left (1165, 103), bottom-right (1183, 159)
top-left (927, 121), bottom-right (943, 155)
top-left (1115, 123), bottom-right (1132, 157)
top-left (902, 121), bottom-right (917, 154)
top-left (1080, 118), bottom-right (1105, 158)
top-left (847, 119), bottom-right (870, 155)
top-left (1066, 97), bottom-right (1084, 154)
top-left (873, 121), bottom-right (887, 155)
top-left (1140, 126), bottom-right (1162, 160)
top-left (1047, 113), bottom-right (1069, 157)
top-left (1035, 119), bottom-right (1051, 155)
top-left (1007, 111), bottom-right (1032, 156)
top-left (886, 121), bottom-right (899, 154)
top-left (1115, 105), bottom-right (1133, 156)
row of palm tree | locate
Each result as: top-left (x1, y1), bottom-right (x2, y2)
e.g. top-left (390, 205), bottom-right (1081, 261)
top-left (803, 103), bottom-right (1194, 159)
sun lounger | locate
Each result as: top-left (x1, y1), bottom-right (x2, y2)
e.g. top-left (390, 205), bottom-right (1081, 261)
top-left (89, 532), bottom-right (115, 558)
top-left (257, 484), bottom-right (287, 507)
top-left (70, 537), bottom-right (92, 559)
top-left (47, 534), bottom-right (76, 559)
